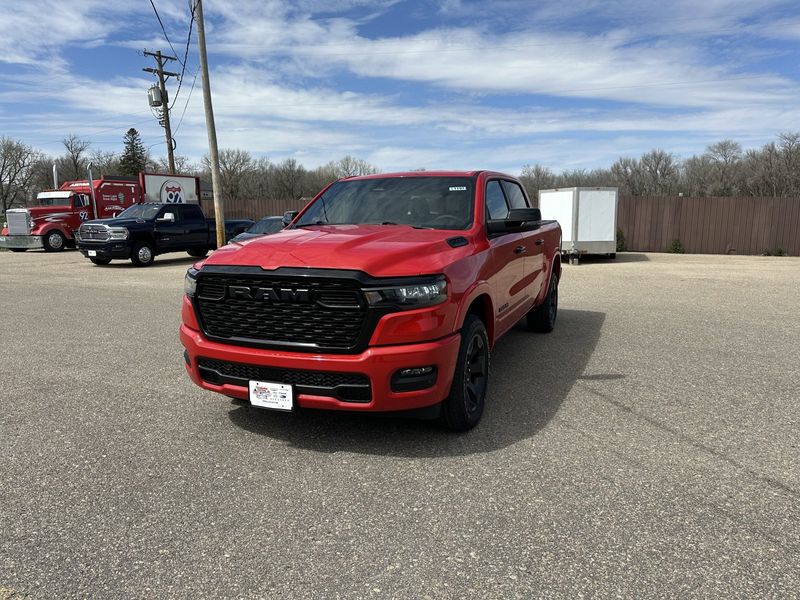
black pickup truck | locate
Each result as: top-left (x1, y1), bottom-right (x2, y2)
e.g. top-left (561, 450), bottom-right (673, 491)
top-left (76, 203), bottom-right (253, 266)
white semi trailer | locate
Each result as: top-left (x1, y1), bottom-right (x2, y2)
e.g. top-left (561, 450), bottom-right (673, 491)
top-left (538, 187), bottom-right (618, 264)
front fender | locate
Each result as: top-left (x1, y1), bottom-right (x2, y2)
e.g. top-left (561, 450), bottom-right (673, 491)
top-left (35, 224), bottom-right (72, 240)
top-left (455, 280), bottom-right (495, 345)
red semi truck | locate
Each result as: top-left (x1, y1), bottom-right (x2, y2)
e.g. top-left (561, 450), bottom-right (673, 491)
top-left (180, 171), bottom-right (562, 431)
top-left (0, 173), bottom-right (200, 252)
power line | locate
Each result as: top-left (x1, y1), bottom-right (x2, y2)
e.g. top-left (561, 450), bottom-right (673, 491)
top-left (174, 67), bottom-right (200, 136)
top-left (170, 0), bottom-right (196, 110)
top-left (148, 0), bottom-right (183, 65)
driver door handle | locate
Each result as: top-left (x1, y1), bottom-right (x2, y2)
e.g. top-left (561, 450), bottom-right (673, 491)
top-left (535, 238), bottom-right (545, 246)
top-left (514, 245), bottom-right (527, 254)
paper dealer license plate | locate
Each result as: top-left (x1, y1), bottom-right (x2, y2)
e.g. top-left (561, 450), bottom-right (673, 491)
top-left (249, 380), bottom-right (293, 411)
top-left (88, 250), bottom-right (97, 257)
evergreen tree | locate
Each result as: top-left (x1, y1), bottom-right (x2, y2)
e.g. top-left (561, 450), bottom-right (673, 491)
top-left (119, 128), bottom-right (147, 175)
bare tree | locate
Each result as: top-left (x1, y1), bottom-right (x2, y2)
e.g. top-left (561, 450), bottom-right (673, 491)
top-left (740, 144), bottom-right (781, 197)
top-left (58, 134), bottom-right (91, 180)
top-left (519, 164), bottom-right (556, 199)
top-left (331, 155), bottom-right (379, 178)
top-left (203, 148), bottom-right (255, 203)
top-left (704, 139), bottom-right (742, 195)
top-left (0, 137), bottom-right (42, 212)
top-left (639, 149), bottom-right (679, 195)
top-left (273, 158), bottom-right (306, 201)
top-left (610, 157), bottom-right (644, 195)
top-left (777, 132), bottom-right (800, 195)
top-left (89, 150), bottom-right (121, 178)
top-left (155, 155), bottom-right (197, 175)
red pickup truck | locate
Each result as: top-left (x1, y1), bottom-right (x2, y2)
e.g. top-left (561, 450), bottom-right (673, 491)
top-left (180, 171), bottom-right (562, 430)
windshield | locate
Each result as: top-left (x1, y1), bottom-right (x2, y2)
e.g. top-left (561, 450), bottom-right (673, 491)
top-left (38, 197), bottom-right (71, 207)
top-left (294, 176), bottom-right (475, 230)
top-left (116, 205), bottom-right (162, 220)
top-left (249, 218), bottom-right (284, 235)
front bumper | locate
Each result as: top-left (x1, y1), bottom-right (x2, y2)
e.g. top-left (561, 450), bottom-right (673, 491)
top-left (180, 323), bottom-right (461, 412)
top-left (0, 235), bottom-right (43, 249)
top-left (77, 241), bottom-right (131, 260)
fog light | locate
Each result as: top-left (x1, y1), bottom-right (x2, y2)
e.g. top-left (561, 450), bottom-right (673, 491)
top-left (391, 366), bottom-right (437, 393)
top-left (400, 366), bottom-right (434, 377)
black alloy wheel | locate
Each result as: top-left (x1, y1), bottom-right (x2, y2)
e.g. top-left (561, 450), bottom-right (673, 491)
top-left (441, 314), bottom-right (490, 432)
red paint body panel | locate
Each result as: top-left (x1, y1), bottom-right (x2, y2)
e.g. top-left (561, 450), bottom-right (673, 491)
top-left (180, 171), bottom-right (562, 413)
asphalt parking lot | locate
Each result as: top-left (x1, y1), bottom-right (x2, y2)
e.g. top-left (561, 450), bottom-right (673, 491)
top-left (1, 250), bottom-right (798, 599)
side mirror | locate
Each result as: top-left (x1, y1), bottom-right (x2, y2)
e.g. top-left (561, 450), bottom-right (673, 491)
top-left (487, 208), bottom-right (542, 235)
top-left (157, 212), bottom-right (176, 223)
top-left (507, 208), bottom-right (541, 223)
top-left (282, 210), bottom-right (298, 227)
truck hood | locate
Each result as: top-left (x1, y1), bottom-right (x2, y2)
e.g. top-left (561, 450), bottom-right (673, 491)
top-left (83, 217), bottom-right (146, 229)
top-left (204, 224), bottom-right (474, 277)
top-left (28, 206), bottom-right (72, 220)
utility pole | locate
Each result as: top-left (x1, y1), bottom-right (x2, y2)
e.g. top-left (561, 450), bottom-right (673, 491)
top-left (143, 50), bottom-right (179, 174)
top-left (194, 0), bottom-right (225, 248)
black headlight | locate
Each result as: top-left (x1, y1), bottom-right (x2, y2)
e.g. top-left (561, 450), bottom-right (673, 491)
top-left (363, 276), bottom-right (447, 309)
top-left (184, 267), bottom-right (199, 297)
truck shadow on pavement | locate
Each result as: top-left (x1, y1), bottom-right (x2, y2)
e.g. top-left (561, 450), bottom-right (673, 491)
top-left (101, 256), bottom-right (199, 269)
top-left (573, 252), bottom-right (649, 264)
top-left (227, 308), bottom-right (606, 457)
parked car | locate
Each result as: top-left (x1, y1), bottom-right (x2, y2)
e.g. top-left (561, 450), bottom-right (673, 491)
top-left (229, 216), bottom-right (284, 243)
top-left (180, 171), bottom-right (562, 430)
top-left (0, 172), bottom-right (200, 252)
top-left (76, 203), bottom-right (252, 267)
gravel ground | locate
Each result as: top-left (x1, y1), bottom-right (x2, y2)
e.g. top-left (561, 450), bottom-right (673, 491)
top-left (0, 249), bottom-right (798, 599)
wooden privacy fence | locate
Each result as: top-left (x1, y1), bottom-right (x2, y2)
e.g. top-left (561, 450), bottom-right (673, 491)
top-left (198, 196), bottom-right (310, 222)
top-left (617, 195), bottom-right (800, 255)
top-left (199, 193), bottom-right (800, 256)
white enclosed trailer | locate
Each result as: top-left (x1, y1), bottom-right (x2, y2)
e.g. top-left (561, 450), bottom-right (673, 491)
top-left (538, 187), bottom-right (618, 263)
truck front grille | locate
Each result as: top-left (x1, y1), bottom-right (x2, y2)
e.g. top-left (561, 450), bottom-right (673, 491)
top-left (197, 357), bottom-right (372, 402)
top-left (6, 211), bottom-right (30, 236)
top-left (78, 224), bottom-right (109, 241)
top-left (194, 273), bottom-right (370, 353)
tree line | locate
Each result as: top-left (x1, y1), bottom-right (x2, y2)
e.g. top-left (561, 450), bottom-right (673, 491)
top-left (519, 133), bottom-right (800, 198)
top-left (2, 130), bottom-right (799, 214)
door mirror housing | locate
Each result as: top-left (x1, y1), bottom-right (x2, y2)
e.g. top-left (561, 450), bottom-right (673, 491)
top-left (157, 212), bottom-right (176, 223)
top-left (282, 210), bottom-right (299, 227)
top-left (487, 207), bottom-right (542, 235)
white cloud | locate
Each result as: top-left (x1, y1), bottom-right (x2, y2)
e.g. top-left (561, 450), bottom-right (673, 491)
top-left (0, 0), bottom-right (798, 172)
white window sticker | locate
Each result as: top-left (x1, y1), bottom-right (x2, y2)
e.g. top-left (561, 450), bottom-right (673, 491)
top-left (449, 186), bottom-right (467, 191)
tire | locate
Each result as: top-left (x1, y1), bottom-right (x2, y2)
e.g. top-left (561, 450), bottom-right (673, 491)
top-left (42, 230), bottom-right (66, 252)
top-left (130, 242), bottom-right (155, 267)
top-left (9, 248), bottom-right (27, 253)
top-left (90, 258), bottom-right (112, 265)
top-left (440, 314), bottom-right (490, 432)
top-left (527, 272), bottom-right (558, 333)
top-left (187, 247), bottom-right (208, 258)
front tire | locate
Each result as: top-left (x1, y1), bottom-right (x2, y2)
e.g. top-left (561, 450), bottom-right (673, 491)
top-left (131, 242), bottom-right (155, 267)
top-left (527, 272), bottom-right (558, 333)
top-left (43, 231), bottom-right (66, 252)
top-left (441, 314), bottom-right (490, 432)
top-left (90, 257), bottom-right (112, 265)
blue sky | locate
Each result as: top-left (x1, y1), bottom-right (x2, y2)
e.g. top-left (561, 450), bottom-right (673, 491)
top-left (1, 0), bottom-right (799, 173)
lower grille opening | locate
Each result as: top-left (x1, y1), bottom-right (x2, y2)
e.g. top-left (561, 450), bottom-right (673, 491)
top-left (197, 357), bottom-right (372, 403)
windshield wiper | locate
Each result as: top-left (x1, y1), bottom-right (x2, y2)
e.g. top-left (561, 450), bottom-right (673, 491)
top-left (375, 221), bottom-right (432, 229)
